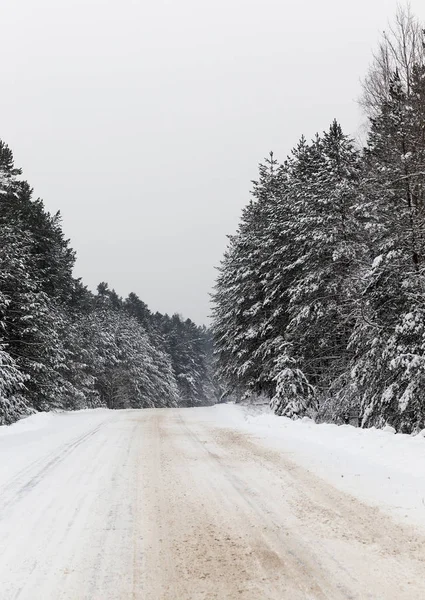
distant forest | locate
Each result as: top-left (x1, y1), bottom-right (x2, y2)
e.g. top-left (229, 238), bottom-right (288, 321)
top-left (0, 142), bottom-right (217, 425)
top-left (212, 8), bottom-right (425, 432)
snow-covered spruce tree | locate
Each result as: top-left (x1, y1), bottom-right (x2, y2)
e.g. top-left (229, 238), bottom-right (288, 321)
top-left (0, 146), bottom-right (29, 423)
top-left (211, 235), bottom-right (247, 399)
top-left (213, 127), bottom-right (367, 419)
top-left (212, 154), bottom-right (289, 400)
top-left (275, 123), bottom-right (366, 419)
top-left (103, 311), bottom-right (179, 410)
top-left (0, 159), bottom-right (76, 305)
top-left (91, 286), bottom-right (180, 409)
top-left (0, 231), bottom-right (31, 424)
top-left (0, 142), bottom-right (79, 415)
top-left (246, 155), bottom-right (300, 397)
top-left (124, 292), bottom-right (152, 332)
top-left (156, 313), bottom-right (216, 406)
top-left (1, 137), bottom-right (217, 424)
top-left (0, 347), bottom-right (27, 425)
top-left (349, 59), bottom-right (425, 431)
top-left (0, 226), bottom-right (55, 410)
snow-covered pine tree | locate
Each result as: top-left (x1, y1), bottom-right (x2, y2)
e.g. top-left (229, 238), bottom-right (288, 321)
top-left (349, 59), bottom-right (425, 431)
top-left (0, 143), bottom-right (77, 414)
top-left (90, 285), bottom-right (180, 409)
top-left (0, 143), bottom-right (29, 423)
top-left (156, 313), bottom-right (216, 406)
top-left (212, 153), bottom-right (287, 399)
top-left (1, 137), bottom-right (214, 424)
top-left (124, 292), bottom-right (152, 332)
top-left (263, 127), bottom-right (363, 418)
top-left (213, 128), bottom-right (367, 419)
top-left (0, 229), bottom-right (30, 424)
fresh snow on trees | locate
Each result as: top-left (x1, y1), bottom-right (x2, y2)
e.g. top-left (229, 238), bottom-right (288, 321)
top-left (212, 10), bottom-right (425, 433)
top-left (0, 142), bottom-right (217, 425)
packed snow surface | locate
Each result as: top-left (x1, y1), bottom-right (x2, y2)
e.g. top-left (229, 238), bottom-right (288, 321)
top-left (211, 403), bottom-right (425, 532)
top-left (1, 405), bottom-right (425, 599)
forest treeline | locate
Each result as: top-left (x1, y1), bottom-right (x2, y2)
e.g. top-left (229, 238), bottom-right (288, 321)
top-left (0, 143), bottom-right (216, 425)
top-left (212, 8), bottom-right (425, 432)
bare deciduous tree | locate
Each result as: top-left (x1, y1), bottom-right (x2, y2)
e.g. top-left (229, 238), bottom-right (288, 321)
top-left (361, 5), bottom-right (425, 116)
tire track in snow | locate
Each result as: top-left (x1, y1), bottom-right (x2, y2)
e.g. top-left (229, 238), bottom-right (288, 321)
top-left (0, 423), bottom-right (105, 519)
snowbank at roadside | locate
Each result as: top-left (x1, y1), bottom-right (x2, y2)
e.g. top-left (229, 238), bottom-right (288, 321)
top-left (207, 403), bottom-right (425, 532)
top-left (0, 411), bottom-right (55, 437)
top-left (0, 408), bottom-right (112, 487)
top-left (0, 407), bottom-right (111, 438)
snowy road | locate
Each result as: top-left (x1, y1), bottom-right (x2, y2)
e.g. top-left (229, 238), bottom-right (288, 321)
top-left (1, 408), bottom-right (425, 599)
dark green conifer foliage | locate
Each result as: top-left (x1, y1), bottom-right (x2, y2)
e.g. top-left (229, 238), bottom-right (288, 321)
top-left (0, 139), bottom-right (216, 424)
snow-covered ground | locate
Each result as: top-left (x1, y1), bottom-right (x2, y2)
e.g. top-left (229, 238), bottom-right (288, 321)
top-left (205, 403), bottom-right (425, 533)
top-left (1, 405), bottom-right (425, 599)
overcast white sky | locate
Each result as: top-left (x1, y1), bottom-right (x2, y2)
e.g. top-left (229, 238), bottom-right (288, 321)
top-left (1, 0), bottom-right (424, 324)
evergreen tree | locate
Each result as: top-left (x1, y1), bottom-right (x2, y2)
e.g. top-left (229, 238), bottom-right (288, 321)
top-left (0, 137), bottom-right (215, 425)
top-left (212, 153), bottom-right (288, 399)
top-left (274, 123), bottom-right (365, 418)
top-left (349, 63), bottom-right (425, 431)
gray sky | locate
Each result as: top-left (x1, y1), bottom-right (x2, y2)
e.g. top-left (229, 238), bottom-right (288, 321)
top-left (1, 0), bottom-right (424, 324)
